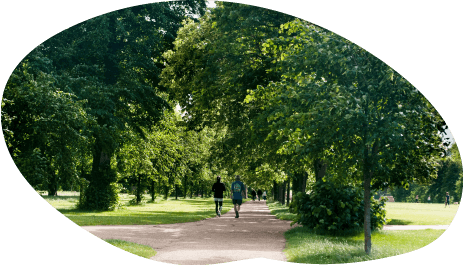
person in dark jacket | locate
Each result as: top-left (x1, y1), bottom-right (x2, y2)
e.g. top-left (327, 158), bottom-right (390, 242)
top-left (212, 176), bottom-right (226, 216)
top-left (257, 189), bottom-right (263, 201)
top-left (251, 189), bottom-right (257, 201)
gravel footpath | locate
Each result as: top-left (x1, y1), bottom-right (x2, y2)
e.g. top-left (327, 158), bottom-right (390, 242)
top-left (82, 201), bottom-right (449, 265)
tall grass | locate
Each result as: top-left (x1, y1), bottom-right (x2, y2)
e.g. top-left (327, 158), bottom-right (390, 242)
top-left (267, 200), bottom-right (454, 263)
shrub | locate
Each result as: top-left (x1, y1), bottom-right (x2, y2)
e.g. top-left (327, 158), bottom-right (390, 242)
top-left (290, 181), bottom-right (386, 235)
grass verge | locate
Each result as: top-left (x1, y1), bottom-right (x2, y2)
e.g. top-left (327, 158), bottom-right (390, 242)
top-left (42, 192), bottom-right (237, 226)
top-left (284, 227), bottom-right (444, 264)
top-left (266, 200), bottom-right (451, 263)
top-left (105, 239), bottom-right (156, 259)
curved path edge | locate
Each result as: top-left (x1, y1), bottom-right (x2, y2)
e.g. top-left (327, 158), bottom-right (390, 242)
top-left (83, 200), bottom-right (293, 265)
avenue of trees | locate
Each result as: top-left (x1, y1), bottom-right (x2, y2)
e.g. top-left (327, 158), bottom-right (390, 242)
top-left (1, 1), bottom-right (459, 255)
top-left (160, 2), bottom-right (453, 254)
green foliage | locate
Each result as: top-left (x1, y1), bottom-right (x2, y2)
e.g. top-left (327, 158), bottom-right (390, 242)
top-left (3, 1), bottom-right (208, 210)
top-left (290, 181), bottom-right (386, 234)
top-left (105, 239), bottom-right (157, 259)
top-left (79, 172), bottom-right (120, 211)
top-left (2, 58), bottom-right (91, 195)
top-left (456, 176), bottom-right (463, 203)
top-left (161, 2), bottom-right (297, 181)
top-left (390, 143), bottom-right (463, 204)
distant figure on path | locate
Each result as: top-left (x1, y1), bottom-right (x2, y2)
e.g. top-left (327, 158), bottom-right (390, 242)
top-left (231, 175), bottom-right (246, 218)
top-left (257, 189), bottom-right (263, 201)
top-left (445, 192), bottom-right (450, 207)
top-left (415, 195), bottom-right (419, 203)
top-left (262, 191), bottom-right (267, 201)
top-left (427, 195), bottom-right (431, 203)
top-left (212, 176), bottom-right (226, 217)
top-left (251, 189), bottom-right (257, 201)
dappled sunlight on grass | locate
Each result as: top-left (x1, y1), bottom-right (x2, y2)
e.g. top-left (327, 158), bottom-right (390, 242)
top-left (43, 192), bottom-right (235, 226)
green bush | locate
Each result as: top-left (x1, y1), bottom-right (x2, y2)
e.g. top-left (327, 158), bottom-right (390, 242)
top-left (290, 181), bottom-right (386, 235)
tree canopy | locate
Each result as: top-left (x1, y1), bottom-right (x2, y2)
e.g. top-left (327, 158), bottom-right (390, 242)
top-left (161, 5), bottom-right (451, 254)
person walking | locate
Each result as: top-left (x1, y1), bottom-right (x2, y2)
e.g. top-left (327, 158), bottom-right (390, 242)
top-left (257, 189), bottom-right (263, 201)
top-left (262, 191), bottom-right (267, 201)
top-left (427, 195), bottom-right (431, 204)
top-left (445, 192), bottom-right (450, 208)
top-left (212, 176), bottom-right (226, 217)
top-left (415, 195), bottom-right (419, 203)
top-left (231, 175), bottom-right (246, 218)
top-left (251, 189), bottom-right (257, 201)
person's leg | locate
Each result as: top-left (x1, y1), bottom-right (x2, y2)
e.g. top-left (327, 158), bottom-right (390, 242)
top-left (215, 200), bottom-right (219, 214)
top-left (219, 200), bottom-right (223, 212)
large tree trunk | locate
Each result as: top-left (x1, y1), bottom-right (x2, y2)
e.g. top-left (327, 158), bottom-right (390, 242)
top-left (363, 169), bottom-right (372, 254)
top-left (82, 136), bottom-right (117, 210)
top-left (292, 171), bottom-right (308, 196)
top-left (136, 174), bottom-right (142, 204)
top-left (280, 181), bottom-right (286, 205)
top-left (314, 159), bottom-right (327, 182)
top-left (190, 181), bottom-right (193, 198)
top-left (273, 180), bottom-right (277, 202)
top-left (150, 179), bottom-right (156, 202)
top-left (48, 172), bottom-right (59, 196)
top-left (183, 176), bottom-right (188, 199)
top-left (286, 179), bottom-right (290, 206)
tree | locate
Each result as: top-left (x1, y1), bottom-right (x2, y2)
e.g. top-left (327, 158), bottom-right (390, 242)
top-left (247, 19), bottom-right (449, 254)
top-left (17, 1), bottom-right (207, 210)
top-left (2, 53), bottom-right (90, 195)
top-left (161, 2), bottom-right (297, 187)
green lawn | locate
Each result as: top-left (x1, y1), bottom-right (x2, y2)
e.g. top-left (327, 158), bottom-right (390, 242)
top-left (385, 202), bottom-right (459, 225)
top-left (105, 239), bottom-right (157, 259)
top-left (267, 200), bottom-right (456, 264)
top-left (42, 192), bottom-right (237, 226)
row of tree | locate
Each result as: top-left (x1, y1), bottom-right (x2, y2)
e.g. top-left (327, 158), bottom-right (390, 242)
top-left (2, 1), bottom-right (217, 208)
top-left (160, 2), bottom-right (453, 254)
top-left (1, 1), bottom-right (459, 255)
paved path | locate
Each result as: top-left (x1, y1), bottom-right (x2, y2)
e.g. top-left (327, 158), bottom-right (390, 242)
top-left (83, 200), bottom-right (293, 265)
top-left (82, 201), bottom-right (450, 265)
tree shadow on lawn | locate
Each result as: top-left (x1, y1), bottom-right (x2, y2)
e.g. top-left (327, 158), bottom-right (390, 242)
top-left (386, 219), bottom-right (413, 225)
top-left (59, 210), bottom-right (222, 226)
top-left (41, 195), bottom-right (79, 201)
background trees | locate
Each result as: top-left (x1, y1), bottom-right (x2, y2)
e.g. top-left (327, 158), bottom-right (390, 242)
top-left (161, 1), bottom-right (298, 187)
top-left (2, 1), bottom-right (208, 210)
top-left (2, 51), bottom-right (91, 196)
